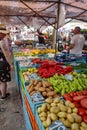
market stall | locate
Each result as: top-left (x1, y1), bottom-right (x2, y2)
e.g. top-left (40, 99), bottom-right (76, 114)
top-left (12, 45), bottom-right (87, 130)
top-left (0, 0), bottom-right (87, 130)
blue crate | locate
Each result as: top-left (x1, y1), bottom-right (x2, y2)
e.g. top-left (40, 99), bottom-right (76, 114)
top-left (22, 97), bottom-right (33, 130)
top-left (35, 103), bottom-right (67, 130)
top-left (24, 87), bottom-right (44, 115)
top-left (35, 104), bottom-right (45, 130)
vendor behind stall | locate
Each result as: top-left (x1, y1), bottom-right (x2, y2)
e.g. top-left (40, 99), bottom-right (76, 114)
top-left (67, 26), bottom-right (85, 56)
top-left (37, 29), bottom-right (45, 45)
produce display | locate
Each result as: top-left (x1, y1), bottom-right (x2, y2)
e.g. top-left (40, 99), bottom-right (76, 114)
top-left (22, 69), bottom-right (39, 81)
top-left (38, 60), bottom-right (73, 78)
top-left (37, 98), bottom-right (87, 130)
top-left (30, 49), bottom-right (55, 56)
top-left (26, 79), bottom-right (58, 98)
top-left (63, 90), bottom-right (87, 124)
top-left (47, 72), bottom-right (87, 95)
top-left (13, 47), bottom-right (87, 130)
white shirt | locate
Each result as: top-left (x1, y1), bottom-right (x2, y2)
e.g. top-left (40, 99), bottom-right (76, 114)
top-left (70, 34), bottom-right (85, 56)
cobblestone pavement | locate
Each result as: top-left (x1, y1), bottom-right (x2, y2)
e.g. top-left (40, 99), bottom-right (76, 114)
top-left (0, 71), bottom-right (25, 130)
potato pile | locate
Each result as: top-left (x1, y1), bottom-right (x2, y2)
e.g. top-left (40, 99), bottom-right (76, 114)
top-left (26, 80), bottom-right (58, 98)
top-left (37, 98), bottom-right (87, 130)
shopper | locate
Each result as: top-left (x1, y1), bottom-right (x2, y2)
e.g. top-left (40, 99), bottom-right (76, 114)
top-left (0, 24), bottom-right (13, 101)
top-left (67, 26), bottom-right (85, 56)
top-left (37, 29), bottom-right (45, 45)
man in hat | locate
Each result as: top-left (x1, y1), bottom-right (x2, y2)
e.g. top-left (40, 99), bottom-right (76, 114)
top-left (0, 24), bottom-right (13, 100)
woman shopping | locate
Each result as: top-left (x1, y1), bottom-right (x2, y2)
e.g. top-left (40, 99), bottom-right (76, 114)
top-left (0, 24), bottom-right (13, 101)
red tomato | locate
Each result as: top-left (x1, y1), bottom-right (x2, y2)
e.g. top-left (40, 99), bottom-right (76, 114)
top-left (63, 94), bottom-right (70, 99)
top-left (65, 97), bottom-right (73, 102)
top-left (69, 92), bottom-right (75, 97)
top-left (83, 115), bottom-right (87, 124)
top-left (80, 99), bottom-right (87, 109)
top-left (75, 91), bottom-right (83, 96)
top-left (85, 110), bottom-right (87, 114)
top-left (73, 101), bottom-right (80, 108)
top-left (73, 96), bottom-right (87, 102)
top-left (78, 108), bottom-right (86, 116)
top-left (82, 90), bottom-right (87, 95)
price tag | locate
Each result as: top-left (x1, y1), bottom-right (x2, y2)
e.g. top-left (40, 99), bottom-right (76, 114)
top-left (65, 74), bottom-right (73, 81)
top-left (31, 92), bottom-right (44, 102)
top-left (48, 120), bottom-right (67, 130)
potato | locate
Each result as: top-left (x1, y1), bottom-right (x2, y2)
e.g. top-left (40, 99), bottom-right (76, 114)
top-left (48, 113), bottom-right (57, 121)
top-left (38, 87), bottom-right (46, 92)
top-left (65, 101), bottom-right (71, 106)
top-left (63, 120), bottom-right (71, 128)
top-left (73, 108), bottom-right (78, 113)
top-left (81, 122), bottom-right (87, 128)
top-left (37, 107), bottom-right (42, 114)
top-left (42, 121), bottom-right (48, 128)
top-left (58, 104), bottom-right (67, 112)
top-left (46, 104), bottom-right (50, 110)
top-left (58, 112), bottom-right (67, 118)
top-left (40, 116), bottom-right (46, 122)
top-left (53, 94), bottom-right (58, 98)
top-left (71, 123), bottom-right (79, 130)
top-left (80, 126), bottom-right (87, 130)
top-left (42, 92), bottom-right (47, 97)
top-left (50, 107), bottom-right (60, 113)
top-left (45, 98), bottom-right (53, 104)
top-left (49, 86), bottom-right (53, 90)
top-left (40, 112), bottom-right (47, 117)
top-left (47, 91), bottom-right (56, 96)
top-left (41, 104), bottom-right (47, 112)
top-left (46, 117), bottom-right (51, 127)
top-left (24, 74), bottom-right (29, 81)
top-left (34, 86), bottom-right (39, 91)
top-left (53, 98), bottom-right (60, 103)
top-left (50, 103), bottom-right (56, 107)
top-left (74, 115), bottom-right (82, 123)
top-left (69, 102), bottom-right (75, 108)
top-left (67, 107), bottom-right (72, 113)
top-left (33, 80), bottom-right (39, 85)
top-left (46, 88), bottom-right (51, 92)
top-left (67, 114), bottom-right (74, 123)
top-left (28, 85), bottom-right (34, 93)
top-left (30, 90), bottom-right (36, 95)
top-left (59, 118), bottom-right (65, 123)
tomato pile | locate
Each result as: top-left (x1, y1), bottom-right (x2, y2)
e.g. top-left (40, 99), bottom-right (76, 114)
top-left (63, 90), bottom-right (87, 123)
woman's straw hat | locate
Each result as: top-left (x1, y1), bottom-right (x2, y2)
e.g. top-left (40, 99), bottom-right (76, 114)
top-left (0, 24), bottom-right (9, 34)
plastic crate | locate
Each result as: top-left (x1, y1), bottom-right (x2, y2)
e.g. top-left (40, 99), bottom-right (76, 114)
top-left (22, 96), bottom-right (33, 130)
top-left (24, 86), bottom-right (44, 115)
top-left (19, 71), bottom-right (29, 86)
top-left (24, 95), bottom-right (39, 130)
top-left (35, 103), bottom-right (67, 130)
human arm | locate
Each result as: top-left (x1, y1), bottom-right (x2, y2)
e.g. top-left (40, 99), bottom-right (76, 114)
top-left (0, 41), bottom-right (13, 67)
top-left (67, 43), bottom-right (75, 52)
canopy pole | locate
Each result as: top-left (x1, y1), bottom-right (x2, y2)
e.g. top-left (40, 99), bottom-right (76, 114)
top-left (17, 16), bottom-right (33, 32)
top-left (20, 0), bottom-right (57, 30)
top-left (55, 0), bottom-right (61, 55)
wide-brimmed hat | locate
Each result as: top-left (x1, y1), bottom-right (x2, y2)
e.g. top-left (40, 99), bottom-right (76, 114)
top-left (0, 24), bottom-right (9, 34)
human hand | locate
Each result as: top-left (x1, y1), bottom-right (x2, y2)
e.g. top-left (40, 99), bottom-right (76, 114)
top-left (10, 65), bottom-right (14, 71)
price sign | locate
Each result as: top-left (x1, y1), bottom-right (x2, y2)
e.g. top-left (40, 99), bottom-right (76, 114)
top-left (48, 120), bottom-right (67, 130)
